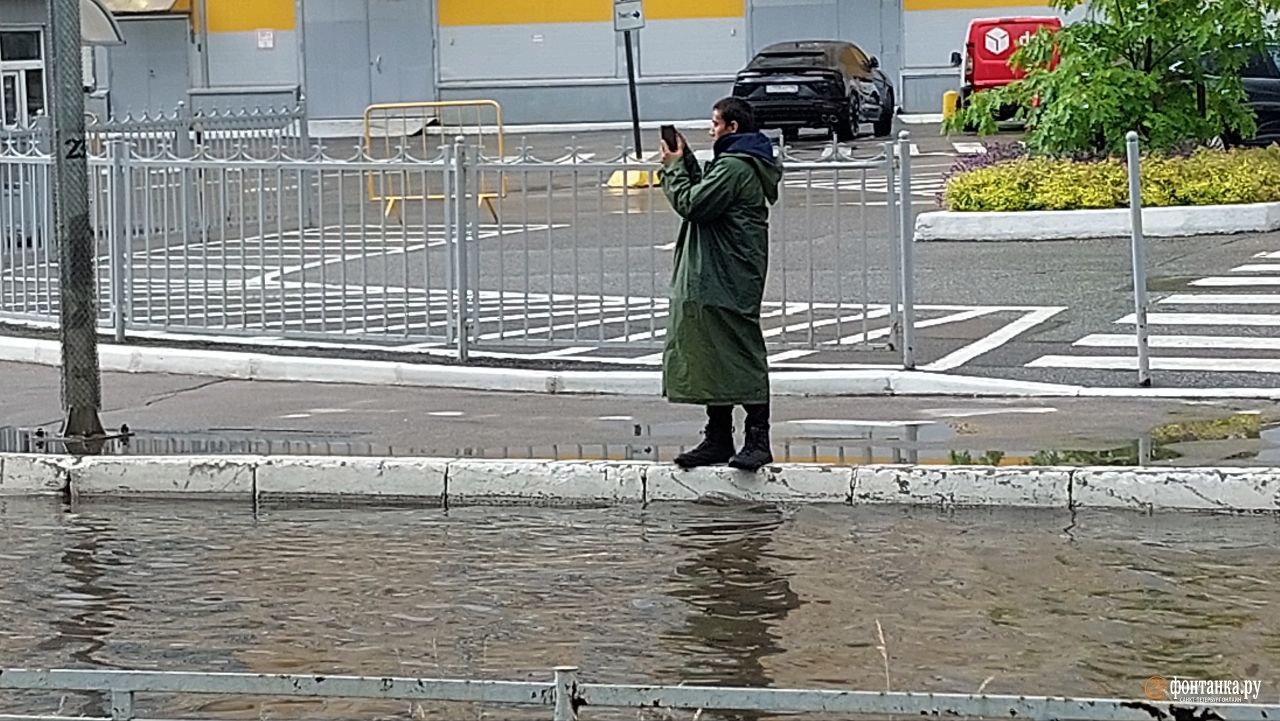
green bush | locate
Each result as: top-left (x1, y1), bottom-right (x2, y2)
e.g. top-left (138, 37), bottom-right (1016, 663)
top-left (943, 146), bottom-right (1280, 211)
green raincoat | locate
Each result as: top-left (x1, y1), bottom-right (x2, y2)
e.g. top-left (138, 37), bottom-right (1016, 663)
top-left (660, 132), bottom-right (782, 405)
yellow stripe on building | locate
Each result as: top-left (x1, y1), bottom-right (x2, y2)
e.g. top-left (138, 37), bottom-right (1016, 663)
top-left (645, 0), bottom-right (744, 20)
top-left (206, 0), bottom-right (295, 33)
top-left (439, 0), bottom-right (611, 26)
top-left (905, 0), bottom-right (1049, 10)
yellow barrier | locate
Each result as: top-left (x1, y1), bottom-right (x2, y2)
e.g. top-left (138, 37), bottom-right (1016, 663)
top-left (362, 100), bottom-right (505, 221)
top-left (942, 90), bottom-right (960, 120)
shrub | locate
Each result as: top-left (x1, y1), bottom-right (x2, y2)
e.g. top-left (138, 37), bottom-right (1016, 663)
top-left (942, 146), bottom-right (1280, 211)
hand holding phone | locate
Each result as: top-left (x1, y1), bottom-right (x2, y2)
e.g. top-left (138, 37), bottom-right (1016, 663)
top-left (660, 124), bottom-right (680, 153)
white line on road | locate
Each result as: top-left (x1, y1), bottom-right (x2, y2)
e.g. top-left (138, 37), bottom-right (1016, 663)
top-left (1028, 355), bottom-right (1280, 373)
top-left (1230, 264), bottom-right (1280, 273)
top-left (1159, 293), bottom-right (1280, 305)
top-left (1075, 333), bottom-right (1280, 351)
top-left (826, 308), bottom-right (997, 346)
top-left (922, 307), bottom-right (1066, 371)
top-left (1115, 312), bottom-right (1280, 326)
top-left (1190, 277), bottom-right (1280, 287)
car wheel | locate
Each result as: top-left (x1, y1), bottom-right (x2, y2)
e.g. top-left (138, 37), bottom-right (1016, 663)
top-left (782, 127), bottom-right (800, 143)
top-left (873, 92), bottom-right (894, 137)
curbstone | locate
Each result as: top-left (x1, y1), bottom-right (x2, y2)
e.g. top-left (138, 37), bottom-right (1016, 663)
top-left (1071, 467), bottom-right (1280, 512)
top-left (853, 465), bottom-right (1071, 508)
top-left (70, 456), bottom-right (257, 498)
top-left (0, 454), bottom-right (71, 495)
top-left (915, 202), bottom-right (1280, 242)
top-left (646, 464), bottom-right (854, 504)
top-left (256, 456), bottom-right (448, 502)
top-left (445, 459), bottom-right (646, 505)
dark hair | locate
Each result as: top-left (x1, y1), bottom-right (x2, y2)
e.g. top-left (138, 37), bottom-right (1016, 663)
top-left (713, 97), bottom-right (756, 133)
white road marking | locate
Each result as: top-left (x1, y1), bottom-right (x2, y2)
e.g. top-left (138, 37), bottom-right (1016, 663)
top-left (1028, 355), bottom-right (1280, 373)
top-left (1191, 276), bottom-right (1280, 287)
top-left (1115, 312), bottom-right (1280, 326)
top-left (1159, 293), bottom-right (1280, 305)
top-left (922, 307), bottom-right (1066, 371)
top-left (1230, 264), bottom-right (1280, 273)
top-left (918, 407), bottom-right (1058, 418)
top-left (827, 308), bottom-right (997, 346)
top-left (788, 419), bottom-right (934, 427)
top-left (428, 411), bottom-right (465, 417)
top-left (1075, 333), bottom-right (1280, 351)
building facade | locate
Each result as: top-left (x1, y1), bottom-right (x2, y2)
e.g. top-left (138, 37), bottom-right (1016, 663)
top-left (0, 0), bottom-right (1070, 126)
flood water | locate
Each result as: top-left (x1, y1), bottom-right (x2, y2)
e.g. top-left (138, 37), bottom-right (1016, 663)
top-left (0, 498), bottom-right (1278, 720)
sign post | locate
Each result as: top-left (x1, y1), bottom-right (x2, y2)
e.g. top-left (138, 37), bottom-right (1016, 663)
top-left (614, 0), bottom-right (645, 159)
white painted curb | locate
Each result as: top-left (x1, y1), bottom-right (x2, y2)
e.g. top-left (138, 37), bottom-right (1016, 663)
top-left (4, 453), bottom-right (1279, 512)
top-left (915, 202), bottom-right (1280, 241)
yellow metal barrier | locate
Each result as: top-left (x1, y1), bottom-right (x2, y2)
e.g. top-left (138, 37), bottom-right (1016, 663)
top-left (362, 100), bottom-right (506, 221)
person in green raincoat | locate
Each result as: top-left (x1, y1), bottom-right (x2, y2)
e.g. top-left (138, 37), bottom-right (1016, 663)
top-left (658, 97), bottom-right (782, 472)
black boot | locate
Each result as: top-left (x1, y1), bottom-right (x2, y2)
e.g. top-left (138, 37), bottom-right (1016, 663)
top-left (729, 403), bottom-right (774, 472)
top-left (674, 405), bottom-right (736, 469)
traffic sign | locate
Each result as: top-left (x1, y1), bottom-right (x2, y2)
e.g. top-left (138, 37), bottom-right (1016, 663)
top-left (614, 0), bottom-right (645, 32)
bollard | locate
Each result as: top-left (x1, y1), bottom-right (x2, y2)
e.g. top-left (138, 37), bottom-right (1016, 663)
top-left (1125, 131), bottom-right (1152, 387)
top-left (553, 666), bottom-right (579, 721)
top-left (942, 90), bottom-right (960, 120)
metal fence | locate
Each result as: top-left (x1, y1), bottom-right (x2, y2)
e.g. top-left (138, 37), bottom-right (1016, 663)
top-left (0, 667), bottom-right (1274, 721)
top-left (0, 131), bottom-right (919, 364)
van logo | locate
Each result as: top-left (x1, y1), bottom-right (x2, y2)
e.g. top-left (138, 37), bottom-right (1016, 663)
top-left (984, 27), bottom-right (1011, 55)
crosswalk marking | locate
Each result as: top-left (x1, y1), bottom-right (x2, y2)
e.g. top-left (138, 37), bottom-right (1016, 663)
top-left (1190, 276), bottom-right (1280, 287)
top-left (1115, 312), bottom-right (1280, 327)
top-left (1159, 293), bottom-right (1280, 305)
top-left (1029, 355), bottom-right (1280, 374)
top-left (1075, 333), bottom-right (1280, 351)
top-left (1028, 247), bottom-right (1280, 378)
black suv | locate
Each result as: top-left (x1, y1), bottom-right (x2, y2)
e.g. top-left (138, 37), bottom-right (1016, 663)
top-left (732, 40), bottom-right (895, 141)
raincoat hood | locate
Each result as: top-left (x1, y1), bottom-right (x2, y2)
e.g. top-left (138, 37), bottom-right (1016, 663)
top-left (713, 132), bottom-right (782, 205)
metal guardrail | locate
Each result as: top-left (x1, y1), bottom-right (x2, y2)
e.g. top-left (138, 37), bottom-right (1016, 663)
top-left (0, 132), bottom-right (919, 364)
top-left (0, 668), bottom-right (1274, 721)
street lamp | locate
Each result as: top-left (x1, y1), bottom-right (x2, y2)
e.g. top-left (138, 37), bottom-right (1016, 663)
top-left (48, 0), bottom-right (124, 449)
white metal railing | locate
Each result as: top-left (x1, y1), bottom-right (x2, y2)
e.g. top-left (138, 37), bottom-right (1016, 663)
top-left (0, 132), bottom-right (920, 365)
top-left (0, 668), bottom-right (1274, 721)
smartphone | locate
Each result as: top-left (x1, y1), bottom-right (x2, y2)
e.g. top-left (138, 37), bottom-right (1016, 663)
top-left (660, 124), bottom-right (679, 152)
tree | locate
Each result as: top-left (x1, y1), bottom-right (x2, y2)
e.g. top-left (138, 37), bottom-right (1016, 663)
top-left (945, 0), bottom-right (1280, 155)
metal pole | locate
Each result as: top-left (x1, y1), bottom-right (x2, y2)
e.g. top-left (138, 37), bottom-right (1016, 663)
top-left (623, 30), bottom-right (642, 160)
top-left (897, 131), bottom-right (916, 369)
top-left (108, 140), bottom-right (127, 343)
top-left (50, 0), bottom-right (105, 443)
top-left (196, 0), bottom-right (212, 87)
top-left (453, 137), bottom-right (470, 363)
top-left (553, 667), bottom-right (579, 721)
top-left (1125, 130), bottom-right (1152, 387)
top-left (883, 143), bottom-right (901, 350)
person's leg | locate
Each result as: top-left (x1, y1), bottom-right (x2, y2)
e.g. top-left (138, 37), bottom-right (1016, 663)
top-left (674, 404), bottom-right (737, 469)
top-left (729, 401), bottom-right (774, 471)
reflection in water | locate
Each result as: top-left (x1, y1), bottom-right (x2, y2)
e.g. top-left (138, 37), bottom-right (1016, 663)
top-left (32, 513), bottom-right (130, 716)
top-left (663, 505), bottom-right (802, 689)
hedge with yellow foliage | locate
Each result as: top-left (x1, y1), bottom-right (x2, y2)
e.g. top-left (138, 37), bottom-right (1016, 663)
top-left (942, 147), bottom-right (1280, 212)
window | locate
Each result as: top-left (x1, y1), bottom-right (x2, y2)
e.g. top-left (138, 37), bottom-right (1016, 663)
top-left (0, 30), bottom-right (45, 128)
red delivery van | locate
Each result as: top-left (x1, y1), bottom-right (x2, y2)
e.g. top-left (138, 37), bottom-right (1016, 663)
top-left (952, 16), bottom-right (1062, 106)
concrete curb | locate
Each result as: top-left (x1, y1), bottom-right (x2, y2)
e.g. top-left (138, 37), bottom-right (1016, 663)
top-left (915, 202), bottom-right (1280, 241)
top-left (4, 453), bottom-right (1279, 513)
